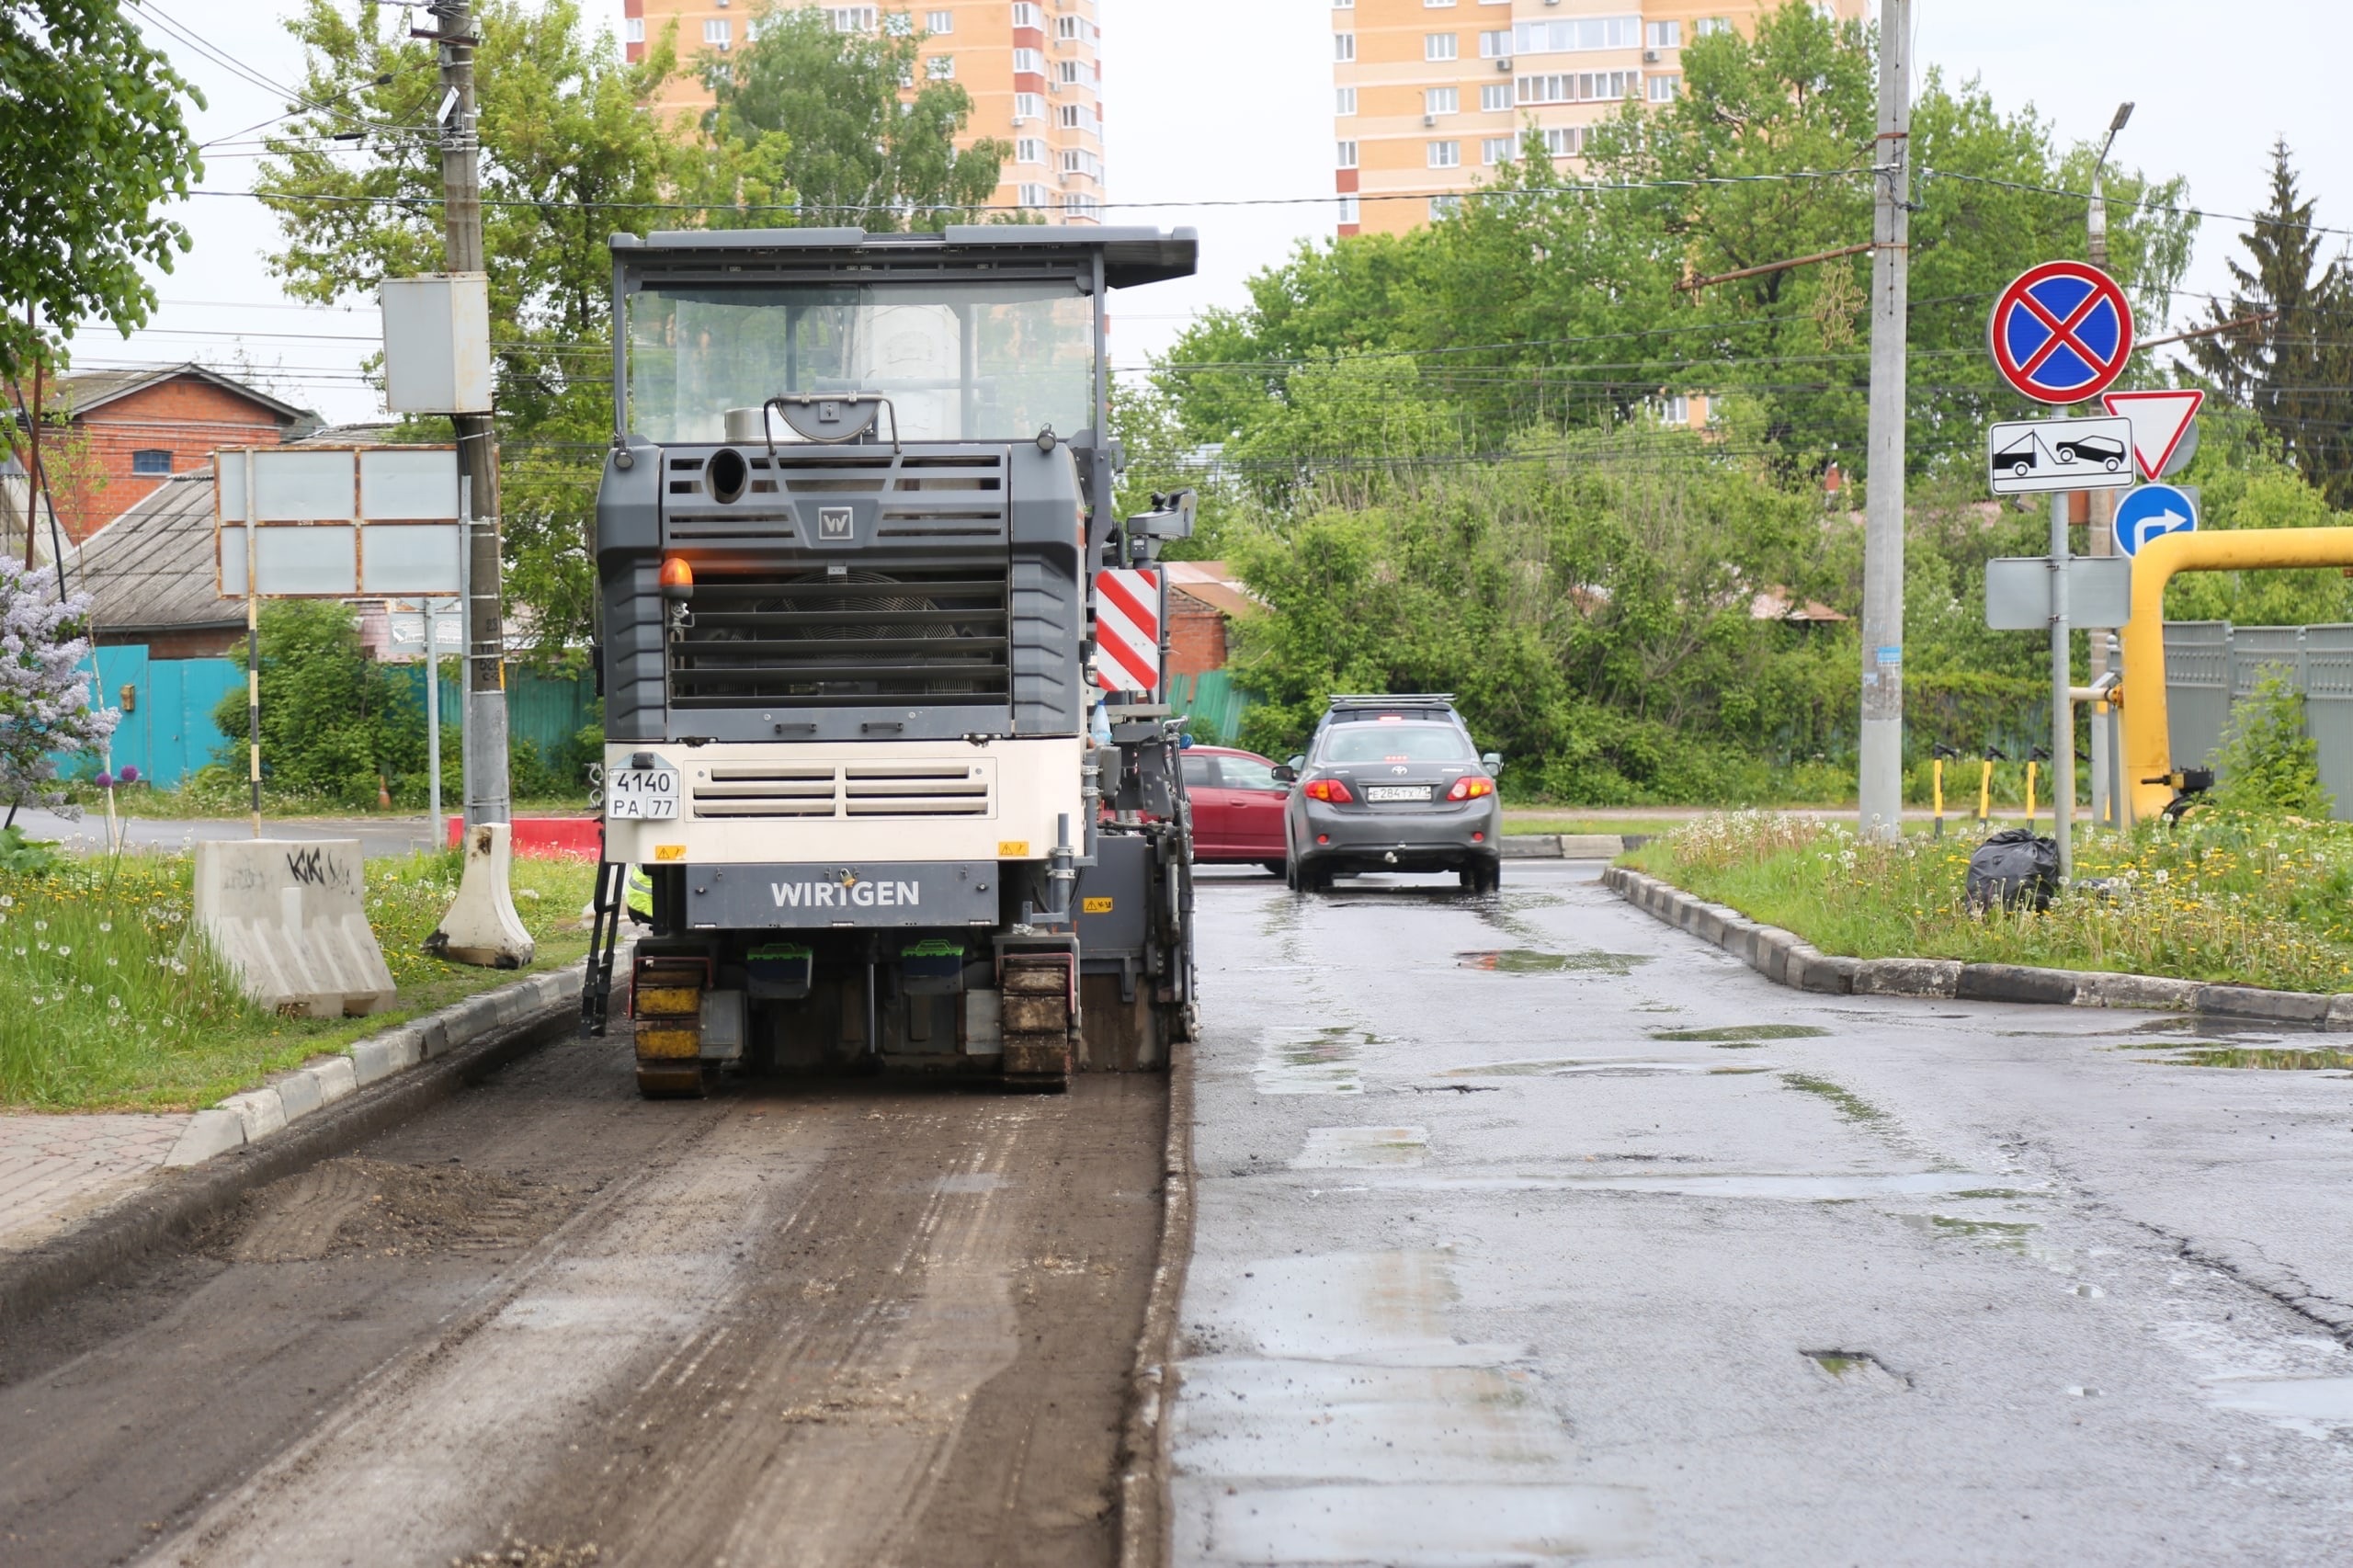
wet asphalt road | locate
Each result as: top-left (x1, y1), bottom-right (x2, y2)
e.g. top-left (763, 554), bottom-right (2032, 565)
top-left (1172, 858), bottom-right (2353, 1566)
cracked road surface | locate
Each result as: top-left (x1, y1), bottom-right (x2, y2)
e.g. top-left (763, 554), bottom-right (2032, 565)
top-left (1172, 860), bottom-right (2353, 1566)
top-left (0, 1048), bottom-right (1164, 1567)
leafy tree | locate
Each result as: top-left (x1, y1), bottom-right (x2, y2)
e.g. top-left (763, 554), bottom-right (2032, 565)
top-left (699, 6), bottom-right (1007, 228)
top-left (210, 600), bottom-right (427, 808)
top-left (0, 0), bottom-right (205, 380)
top-left (2187, 142), bottom-right (2353, 507)
top-left (0, 554), bottom-right (116, 826)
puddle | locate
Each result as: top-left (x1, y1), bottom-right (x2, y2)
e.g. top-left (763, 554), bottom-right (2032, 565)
top-left (2208, 1375), bottom-right (2353, 1429)
top-left (1295, 1126), bottom-right (1431, 1169)
top-left (1898, 1212), bottom-right (2040, 1250)
top-left (1439, 1057), bottom-right (1777, 1078)
top-left (1255, 1026), bottom-right (1374, 1095)
top-left (1804, 1349), bottom-right (1910, 1391)
top-left (2157, 1046), bottom-right (2353, 1072)
top-left (1455, 949), bottom-right (1650, 976)
top-left (1781, 1072), bottom-right (1890, 1125)
top-left (1373, 1170), bottom-right (2029, 1201)
top-left (1651, 1024), bottom-right (1831, 1042)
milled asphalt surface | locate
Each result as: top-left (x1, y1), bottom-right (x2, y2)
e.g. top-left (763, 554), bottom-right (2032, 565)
top-left (1172, 858), bottom-right (2353, 1566)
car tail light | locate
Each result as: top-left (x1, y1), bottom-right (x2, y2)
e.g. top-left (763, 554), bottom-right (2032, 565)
top-left (1447, 775), bottom-right (1495, 801)
top-left (1303, 778), bottom-right (1355, 803)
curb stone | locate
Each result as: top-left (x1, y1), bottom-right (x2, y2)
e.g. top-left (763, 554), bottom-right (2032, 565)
top-left (1500, 833), bottom-right (1629, 859)
top-left (3, 963), bottom-right (589, 1325)
top-left (1601, 865), bottom-right (2353, 1023)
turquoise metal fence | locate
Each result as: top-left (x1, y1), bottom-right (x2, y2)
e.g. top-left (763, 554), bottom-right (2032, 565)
top-left (1168, 670), bottom-right (1252, 746)
top-left (85, 647), bottom-right (243, 789)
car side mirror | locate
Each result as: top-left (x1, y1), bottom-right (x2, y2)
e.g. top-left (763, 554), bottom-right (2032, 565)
top-left (1272, 764), bottom-right (1297, 783)
top-left (1482, 752), bottom-right (1503, 771)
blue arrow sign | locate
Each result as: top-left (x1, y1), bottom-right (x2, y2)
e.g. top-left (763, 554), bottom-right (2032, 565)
top-left (2114, 483), bottom-right (2199, 557)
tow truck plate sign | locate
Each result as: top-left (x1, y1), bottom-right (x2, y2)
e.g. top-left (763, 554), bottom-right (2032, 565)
top-left (606, 767), bottom-right (680, 819)
top-left (1986, 416), bottom-right (2137, 495)
top-left (687, 861), bottom-right (997, 929)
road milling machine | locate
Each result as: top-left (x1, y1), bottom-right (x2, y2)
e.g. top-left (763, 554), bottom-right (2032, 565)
top-left (580, 226), bottom-right (1203, 1096)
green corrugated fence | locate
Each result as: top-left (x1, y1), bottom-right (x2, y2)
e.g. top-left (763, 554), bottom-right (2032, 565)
top-left (1168, 670), bottom-right (1252, 746)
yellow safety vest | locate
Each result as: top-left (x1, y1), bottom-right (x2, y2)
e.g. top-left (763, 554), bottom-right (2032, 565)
top-left (626, 865), bottom-right (654, 919)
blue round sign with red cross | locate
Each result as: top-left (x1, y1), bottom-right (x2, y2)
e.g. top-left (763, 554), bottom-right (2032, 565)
top-left (1987, 260), bottom-right (2135, 404)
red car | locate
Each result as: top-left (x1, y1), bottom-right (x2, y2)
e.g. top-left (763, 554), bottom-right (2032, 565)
top-left (1180, 745), bottom-right (1290, 872)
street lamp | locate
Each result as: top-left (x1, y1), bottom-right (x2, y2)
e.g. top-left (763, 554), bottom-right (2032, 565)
top-left (2088, 102), bottom-right (2134, 269)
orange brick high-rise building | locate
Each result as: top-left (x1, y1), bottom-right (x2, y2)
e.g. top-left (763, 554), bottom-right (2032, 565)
top-left (626, 0), bottom-right (1105, 223)
top-left (1331, 0), bottom-right (1867, 237)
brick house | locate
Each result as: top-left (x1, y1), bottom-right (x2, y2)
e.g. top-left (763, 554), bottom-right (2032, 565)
top-left (1164, 561), bottom-right (1257, 676)
top-left (22, 364), bottom-right (315, 544)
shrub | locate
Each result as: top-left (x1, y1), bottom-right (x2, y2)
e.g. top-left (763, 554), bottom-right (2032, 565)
top-left (2210, 668), bottom-right (2331, 817)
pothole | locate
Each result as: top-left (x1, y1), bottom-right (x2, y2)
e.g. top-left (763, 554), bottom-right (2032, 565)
top-left (1650, 1024), bottom-right (1831, 1042)
top-left (1294, 1126), bottom-right (1431, 1169)
top-left (1454, 949), bottom-right (1650, 976)
top-left (1803, 1349), bottom-right (1910, 1390)
top-left (1255, 1026), bottom-right (1375, 1095)
top-left (2154, 1046), bottom-right (2353, 1072)
top-left (1897, 1213), bottom-right (2040, 1251)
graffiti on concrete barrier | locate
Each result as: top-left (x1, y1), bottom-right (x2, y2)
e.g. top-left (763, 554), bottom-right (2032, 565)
top-left (284, 846), bottom-right (352, 890)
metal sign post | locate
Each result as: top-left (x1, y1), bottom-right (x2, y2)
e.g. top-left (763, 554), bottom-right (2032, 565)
top-left (2050, 489), bottom-right (2075, 880)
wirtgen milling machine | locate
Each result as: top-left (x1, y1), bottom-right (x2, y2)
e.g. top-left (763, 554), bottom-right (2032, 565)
top-left (581, 226), bottom-right (1202, 1096)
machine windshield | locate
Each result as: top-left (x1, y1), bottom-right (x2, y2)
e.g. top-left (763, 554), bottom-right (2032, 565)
top-left (627, 278), bottom-right (1096, 444)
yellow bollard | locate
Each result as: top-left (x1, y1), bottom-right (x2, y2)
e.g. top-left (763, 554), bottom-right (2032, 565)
top-left (2024, 760), bottom-right (2038, 827)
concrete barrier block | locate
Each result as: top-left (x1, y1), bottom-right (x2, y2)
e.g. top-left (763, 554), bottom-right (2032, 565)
top-left (1500, 835), bottom-right (1562, 859)
top-left (164, 1108), bottom-right (247, 1168)
top-left (2077, 971), bottom-right (2199, 1012)
top-left (1555, 835), bottom-right (1628, 859)
top-left (274, 1069), bottom-right (325, 1124)
top-left (1855, 959), bottom-right (1963, 999)
top-left (1957, 964), bottom-right (2081, 1006)
top-left (218, 1088), bottom-right (288, 1144)
top-left (2193, 985), bottom-right (2331, 1025)
top-left (427, 823), bottom-right (537, 967)
top-left (306, 1056), bottom-right (358, 1106)
top-left (350, 1028), bottom-right (422, 1085)
top-left (194, 839), bottom-right (396, 1018)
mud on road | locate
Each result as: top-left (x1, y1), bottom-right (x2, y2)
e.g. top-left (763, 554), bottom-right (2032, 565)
top-left (0, 1037), bottom-right (1167, 1568)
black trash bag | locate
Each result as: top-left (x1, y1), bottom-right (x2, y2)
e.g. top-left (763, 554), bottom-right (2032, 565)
top-left (1966, 828), bottom-right (2060, 913)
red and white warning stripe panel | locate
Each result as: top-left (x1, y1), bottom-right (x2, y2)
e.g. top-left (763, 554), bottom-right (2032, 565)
top-left (1092, 568), bottom-right (1161, 693)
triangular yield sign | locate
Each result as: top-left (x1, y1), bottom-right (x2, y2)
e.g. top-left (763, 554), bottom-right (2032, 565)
top-left (2101, 389), bottom-right (2204, 480)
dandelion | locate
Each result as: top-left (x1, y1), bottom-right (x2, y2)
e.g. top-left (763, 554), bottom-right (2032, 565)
top-left (31, 918), bottom-right (45, 931)
top-left (97, 920), bottom-right (110, 933)
top-left (106, 996), bottom-right (122, 1010)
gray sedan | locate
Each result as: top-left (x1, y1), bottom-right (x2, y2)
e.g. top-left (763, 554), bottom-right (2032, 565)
top-left (1279, 720), bottom-right (1503, 893)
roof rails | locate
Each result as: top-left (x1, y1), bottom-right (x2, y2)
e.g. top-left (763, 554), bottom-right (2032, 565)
top-left (1326, 693), bottom-right (1456, 707)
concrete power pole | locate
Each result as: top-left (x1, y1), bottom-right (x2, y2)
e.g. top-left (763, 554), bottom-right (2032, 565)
top-left (1857, 0), bottom-right (1913, 839)
top-left (434, 0), bottom-right (510, 830)
top-left (2085, 103), bottom-right (2133, 830)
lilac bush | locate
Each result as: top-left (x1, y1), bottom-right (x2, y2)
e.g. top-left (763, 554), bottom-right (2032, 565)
top-left (0, 559), bottom-right (118, 826)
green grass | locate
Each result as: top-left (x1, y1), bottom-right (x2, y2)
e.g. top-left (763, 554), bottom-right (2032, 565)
top-left (1623, 809), bottom-right (2353, 994)
top-left (0, 847), bottom-right (595, 1112)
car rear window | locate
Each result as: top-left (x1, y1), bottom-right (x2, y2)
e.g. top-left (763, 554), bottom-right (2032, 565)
top-left (1321, 723), bottom-right (1472, 764)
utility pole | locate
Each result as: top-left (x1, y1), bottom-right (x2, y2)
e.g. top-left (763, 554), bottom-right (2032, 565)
top-left (2085, 102), bottom-right (2133, 831)
top-left (433, 0), bottom-right (509, 830)
top-left (1857, 0), bottom-right (1912, 839)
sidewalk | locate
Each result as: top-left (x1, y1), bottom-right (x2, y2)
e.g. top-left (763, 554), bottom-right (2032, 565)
top-left (0, 1111), bottom-right (190, 1254)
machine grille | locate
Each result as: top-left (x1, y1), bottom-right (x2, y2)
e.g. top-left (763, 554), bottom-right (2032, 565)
top-left (689, 760), bottom-right (994, 819)
top-left (669, 565), bottom-right (1010, 709)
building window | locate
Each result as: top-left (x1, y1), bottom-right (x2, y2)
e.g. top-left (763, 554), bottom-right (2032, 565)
top-left (131, 449), bottom-right (173, 476)
top-left (1333, 0), bottom-right (1352, 7)
top-left (1429, 195), bottom-right (1462, 220)
top-left (926, 53), bottom-right (954, 78)
top-left (702, 17), bottom-right (730, 46)
top-left (1544, 125), bottom-right (1581, 156)
top-left (1478, 28), bottom-right (1510, 58)
top-left (1425, 0), bottom-right (1455, 6)
top-left (1336, 86), bottom-right (1357, 115)
top-left (1062, 147), bottom-right (1101, 178)
top-left (1335, 32), bottom-right (1355, 62)
top-left (1057, 102), bottom-right (1099, 132)
top-left (1427, 140), bottom-right (1460, 168)
top-left (1063, 193), bottom-right (1100, 218)
top-left (813, 6), bottom-right (878, 30)
top-left (1337, 194), bottom-right (1360, 223)
top-left (1514, 17), bottom-right (1641, 54)
top-left (1009, 3), bottom-right (1040, 26)
top-left (1479, 82), bottom-right (1511, 112)
top-left (1654, 393), bottom-right (1691, 427)
top-left (1055, 14), bottom-right (1095, 43)
top-left (1425, 86), bottom-right (1458, 115)
top-left (624, 16), bottom-right (643, 41)
top-left (1481, 136), bottom-right (1513, 165)
top-left (926, 9), bottom-right (953, 32)
top-left (1013, 47), bottom-right (1044, 73)
top-left (1649, 74), bottom-right (1679, 101)
top-left (1017, 137), bottom-right (1045, 164)
top-left (1518, 71), bottom-right (1634, 105)
top-left (1014, 92), bottom-right (1044, 120)
top-left (1696, 17), bottom-right (1733, 37)
top-left (1646, 20), bottom-right (1682, 48)
top-left (1018, 183), bottom-right (1051, 208)
top-left (884, 10), bottom-right (913, 34)
top-left (1054, 57), bottom-right (1094, 86)
top-left (1336, 140), bottom-right (1358, 169)
top-left (1425, 32), bottom-right (1457, 61)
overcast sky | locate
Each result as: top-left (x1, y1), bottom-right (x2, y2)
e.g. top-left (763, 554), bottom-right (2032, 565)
top-left (94, 1), bottom-right (2353, 424)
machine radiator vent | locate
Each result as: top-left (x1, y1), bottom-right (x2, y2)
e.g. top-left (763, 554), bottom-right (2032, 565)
top-left (689, 759), bottom-right (995, 819)
top-left (670, 565), bottom-right (1010, 709)
top-left (664, 449), bottom-right (1008, 543)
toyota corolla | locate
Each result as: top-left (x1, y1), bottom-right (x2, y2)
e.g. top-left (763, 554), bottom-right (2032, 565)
top-left (1279, 700), bottom-right (1502, 893)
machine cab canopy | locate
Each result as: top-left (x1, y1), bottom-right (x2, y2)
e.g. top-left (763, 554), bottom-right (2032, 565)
top-left (611, 226), bottom-right (1199, 448)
